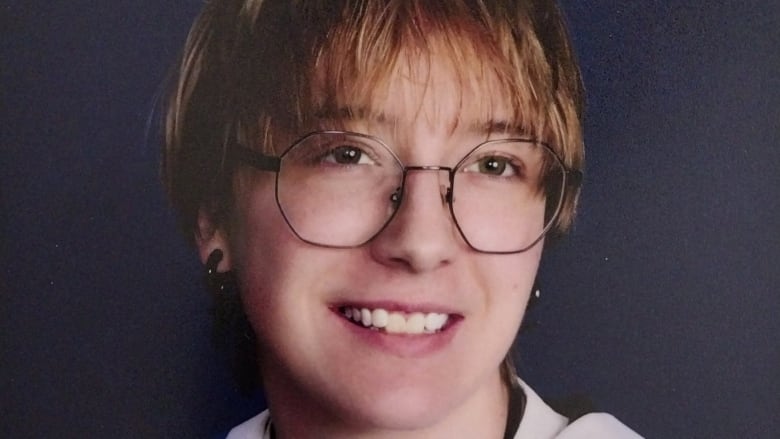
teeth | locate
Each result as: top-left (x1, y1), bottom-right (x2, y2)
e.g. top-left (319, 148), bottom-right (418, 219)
top-left (386, 313), bottom-right (406, 334)
top-left (371, 309), bottom-right (388, 328)
top-left (425, 313), bottom-right (448, 332)
top-left (360, 308), bottom-right (372, 327)
top-left (341, 307), bottom-right (449, 335)
top-left (406, 313), bottom-right (425, 334)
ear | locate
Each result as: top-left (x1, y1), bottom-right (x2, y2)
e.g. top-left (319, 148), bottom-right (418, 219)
top-left (196, 207), bottom-right (232, 272)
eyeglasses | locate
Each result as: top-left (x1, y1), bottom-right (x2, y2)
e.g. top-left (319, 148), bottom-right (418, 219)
top-left (231, 130), bottom-right (581, 254)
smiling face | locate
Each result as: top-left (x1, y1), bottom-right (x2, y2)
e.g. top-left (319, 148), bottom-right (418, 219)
top-left (165, 1), bottom-right (585, 434)
top-left (204, 51), bottom-right (544, 436)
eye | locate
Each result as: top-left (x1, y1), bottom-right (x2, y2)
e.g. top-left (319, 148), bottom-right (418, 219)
top-left (322, 145), bottom-right (377, 166)
top-left (464, 155), bottom-right (519, 177)
top-left (287, 133), bottom-right (388, 168)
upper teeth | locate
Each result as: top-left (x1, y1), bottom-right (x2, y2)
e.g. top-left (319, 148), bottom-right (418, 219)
top-left (341, 307), bottom-right (449, 335)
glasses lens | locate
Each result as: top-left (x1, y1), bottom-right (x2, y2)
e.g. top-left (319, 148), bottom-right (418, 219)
top-left (451, 140), bottom-right (565, 253)
top-left (276, 132), bottom-right (402, 247)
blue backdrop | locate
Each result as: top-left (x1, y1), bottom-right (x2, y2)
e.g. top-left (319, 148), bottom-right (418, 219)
top-left (2, 1), bottom-right (778, 437)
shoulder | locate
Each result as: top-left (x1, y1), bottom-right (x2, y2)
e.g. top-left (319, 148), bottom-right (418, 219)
top-left (225, 410), bottom-right (271, 439)
top-left (556, 413), bottom-right (643, 438)
top-left (515, 379), bottom-right (642, 439)
top-left (224, 383), bottom-right (642, 439)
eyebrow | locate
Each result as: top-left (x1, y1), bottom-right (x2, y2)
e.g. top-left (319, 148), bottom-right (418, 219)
top-left (314, 105), bottom-right (530, 137)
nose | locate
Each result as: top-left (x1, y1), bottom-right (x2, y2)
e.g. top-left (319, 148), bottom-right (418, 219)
top-left (369, 168), bottom-right (459, 273)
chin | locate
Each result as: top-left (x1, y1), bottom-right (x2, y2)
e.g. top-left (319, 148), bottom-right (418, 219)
top-left (339, 386), bottom-right (457, 432)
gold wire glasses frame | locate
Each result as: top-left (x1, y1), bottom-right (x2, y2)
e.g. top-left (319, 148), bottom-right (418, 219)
top-left (230, 130), bottom-right (582, 254)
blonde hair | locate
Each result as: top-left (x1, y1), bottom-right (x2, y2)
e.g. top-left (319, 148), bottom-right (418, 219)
top-left (163, 0), bottom-right (583, 241)
top-left (162, 0), bottom-right (584, 390)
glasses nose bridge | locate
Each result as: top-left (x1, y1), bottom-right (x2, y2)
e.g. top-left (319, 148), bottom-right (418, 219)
top-left (397, 165), bottom-right (454, 205)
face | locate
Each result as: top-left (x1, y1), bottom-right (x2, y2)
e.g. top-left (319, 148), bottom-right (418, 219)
top-left (207, 52), bottom-right (542, 434)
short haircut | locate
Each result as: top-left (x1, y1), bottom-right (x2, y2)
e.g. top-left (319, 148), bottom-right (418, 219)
top-left (163, 0), bottom-right (584, 243)
top-left (162, 0), bottom-right (585, 391)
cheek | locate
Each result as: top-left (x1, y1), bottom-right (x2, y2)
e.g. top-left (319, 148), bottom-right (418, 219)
top-left (227, 184), bottom-right (338, 351)
top-left (229, 185), bottom-right (298, 320)
top-left (232, 222), bottom-right (314, 369)
top-left (471, 245), bottom-right (542, 323)
top-left (481, 247), bottom-right (539, 292)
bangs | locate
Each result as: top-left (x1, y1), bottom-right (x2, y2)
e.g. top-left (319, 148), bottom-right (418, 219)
top-left (164, 0), bottom-right (583, 247)
top-left (288, 0), bottom-right (557, 146)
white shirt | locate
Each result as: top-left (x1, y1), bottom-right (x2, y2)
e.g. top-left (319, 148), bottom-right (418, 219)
top-left (226, 379), bottom-right (642, 438)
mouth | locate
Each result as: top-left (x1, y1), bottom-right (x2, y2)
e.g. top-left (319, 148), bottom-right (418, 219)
top-left (336, 305), bottom-right (454, 335)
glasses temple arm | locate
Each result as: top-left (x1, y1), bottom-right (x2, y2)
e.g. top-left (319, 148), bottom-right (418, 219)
top-left (231, 144), bottom-right (281, 172)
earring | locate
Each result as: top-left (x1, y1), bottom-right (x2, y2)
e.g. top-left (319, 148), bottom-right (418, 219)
top-left (203, 249), bottom-right (259, 394)
top-left (205, 249), bottom-right (232, 295)
top-left (204, 248), bottom-right (242, 335)
top-left (528, 280), bottom-right (541, 309)
top-left (205, 248), bottom-right (223, 275)
top-left (520, 281), bottom-right (541, 334)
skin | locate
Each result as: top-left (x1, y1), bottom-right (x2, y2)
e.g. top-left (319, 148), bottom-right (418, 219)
top-left (198, 53), bottom-right (542, 438)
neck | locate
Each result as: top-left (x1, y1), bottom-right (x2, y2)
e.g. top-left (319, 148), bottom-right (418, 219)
top-left (265, 369), bottom-right (510, 439)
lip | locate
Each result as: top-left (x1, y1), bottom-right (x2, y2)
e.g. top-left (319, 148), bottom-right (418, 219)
top-left (329, 302), bottom-right (463, 358)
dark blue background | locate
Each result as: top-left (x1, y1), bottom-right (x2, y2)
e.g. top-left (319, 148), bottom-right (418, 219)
top-left (2, 1), bottom-right (778, 437)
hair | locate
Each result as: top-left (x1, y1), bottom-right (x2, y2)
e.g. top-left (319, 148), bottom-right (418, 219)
top-left (162, 0), bottom-right (584, 392)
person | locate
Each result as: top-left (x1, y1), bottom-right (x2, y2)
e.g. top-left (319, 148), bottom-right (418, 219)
top-left (162, 0), bottom-right (642, 437)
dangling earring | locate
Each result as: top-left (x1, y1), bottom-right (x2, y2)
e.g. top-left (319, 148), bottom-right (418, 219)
top-left (205, 249), bottom-right (231, 295)
top-left (205, 248), bottom-right (223, 275)
top-left (203, 249), bottom-right (259, 394)
top-left (204, 248), bottom-right (242, 325)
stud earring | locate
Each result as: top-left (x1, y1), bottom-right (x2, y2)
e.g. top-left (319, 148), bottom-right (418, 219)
top-left (520, 280), bottom-right (541, 334)
top-left (528, 280), bottom-right (541, 309)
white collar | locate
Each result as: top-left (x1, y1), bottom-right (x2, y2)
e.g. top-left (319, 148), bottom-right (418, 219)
top-left (513, 378), bottom-right (569, 438)
top-left (226, 378), bottom-right (640, 439)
